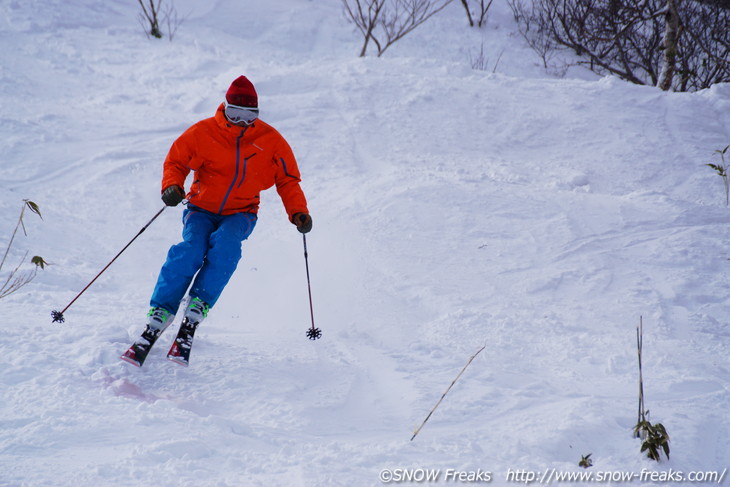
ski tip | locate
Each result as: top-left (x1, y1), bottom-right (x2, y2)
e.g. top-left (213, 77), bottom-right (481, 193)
top-left (167, 355), bottom-right (189, 367)
top-left (166, 342), bottom-right (190, 367)
top-left (120, 353), bottom-right (143, 368)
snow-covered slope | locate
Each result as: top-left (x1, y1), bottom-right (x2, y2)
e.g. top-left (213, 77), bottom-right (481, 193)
top-left (1, 1), bottom-right (728, 486)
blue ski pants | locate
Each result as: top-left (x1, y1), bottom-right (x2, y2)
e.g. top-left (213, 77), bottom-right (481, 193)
top-left (150, 206), bottom-right (257, 313)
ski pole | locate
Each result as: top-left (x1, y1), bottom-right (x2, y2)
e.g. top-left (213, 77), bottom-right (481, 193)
top-left (51, 206), bottom-right (167, 323)
top-left (302, 234), bottom-right (322, 340)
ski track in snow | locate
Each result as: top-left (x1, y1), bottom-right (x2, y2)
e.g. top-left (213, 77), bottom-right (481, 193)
top-left (1, 0), bottom-right (729, 486)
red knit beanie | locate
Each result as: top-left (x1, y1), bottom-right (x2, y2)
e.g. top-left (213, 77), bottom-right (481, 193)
top-left (226, 76), bottom-right (258, 107)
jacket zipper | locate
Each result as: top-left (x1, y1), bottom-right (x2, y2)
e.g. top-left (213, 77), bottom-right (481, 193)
top-left (237, 152), bottom-right (257, 188)
top-left (218, 127), bottom-right (248, 214)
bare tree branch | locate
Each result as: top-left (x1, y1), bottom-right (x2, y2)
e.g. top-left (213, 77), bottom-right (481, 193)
top-left (508, 0), bottom-right (729, 90)
top-left (342, 0), bottom-right (453, 57)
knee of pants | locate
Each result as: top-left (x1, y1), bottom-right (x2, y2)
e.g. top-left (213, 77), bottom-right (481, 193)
top-left (207, 234), bottom-right (243, 267)
top-left (167, 240), bottom-right (207, 275)
top-left (206, 213), bottom-right (256, 266)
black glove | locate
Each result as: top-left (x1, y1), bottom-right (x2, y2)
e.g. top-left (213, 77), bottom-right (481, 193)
top-left (293, 213), bottom-right (312, 234)
top-left (161, 185), bottom-right (185, 206)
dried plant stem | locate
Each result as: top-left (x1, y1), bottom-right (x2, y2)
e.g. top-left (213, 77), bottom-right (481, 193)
top-left (636, 316), bottom-right (646, 436)
top-left (411, 343), bottom-right (485, 441)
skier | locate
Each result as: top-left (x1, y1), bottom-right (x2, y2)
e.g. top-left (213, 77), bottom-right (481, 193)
top-left (122, 75), bottom-right (312, 366)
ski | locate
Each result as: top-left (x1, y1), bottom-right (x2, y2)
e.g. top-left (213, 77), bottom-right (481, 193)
top-left (167, 317), bottom-right (199, 367)
top-left (120, 326), bottom-right (164, 367)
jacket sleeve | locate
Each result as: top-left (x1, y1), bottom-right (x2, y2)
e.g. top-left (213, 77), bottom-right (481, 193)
top-left (273, 138), bottom-right (309, 221)
top-left (161, 125), bottom-right (200, 193)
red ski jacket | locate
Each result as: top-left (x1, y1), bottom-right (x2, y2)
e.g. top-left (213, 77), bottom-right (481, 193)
top-left (161, 104), bottom-right (308, 220)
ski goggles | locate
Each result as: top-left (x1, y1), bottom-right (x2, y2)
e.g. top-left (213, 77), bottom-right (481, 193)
top-left (224, 101), bottom-right (259, 125)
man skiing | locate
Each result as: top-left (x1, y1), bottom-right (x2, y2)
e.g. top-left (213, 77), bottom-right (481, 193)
top-left (122, 75), bottom-right (312, 367)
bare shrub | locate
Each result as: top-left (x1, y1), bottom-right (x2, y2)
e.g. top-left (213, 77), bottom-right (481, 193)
top-left (1, 201), bottom-right (48, 300)
top-left (470, 43), bottom-right (504, 72)
top-left (508, 0), bottom-right (730, 91)
top-left (459, 0), bottom-right (495, 27)
top-left (137, 0), bottom-right (185, 41)
top-left (342, 0), bottom-right (453, 57)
